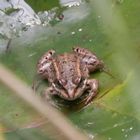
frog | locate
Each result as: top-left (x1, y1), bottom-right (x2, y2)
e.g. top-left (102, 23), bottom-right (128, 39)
top-left (36, 47), bottom-right (104, 104)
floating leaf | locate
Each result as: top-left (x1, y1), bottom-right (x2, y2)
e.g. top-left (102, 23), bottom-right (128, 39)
top-left (0, 0), bottom-right (140, 140)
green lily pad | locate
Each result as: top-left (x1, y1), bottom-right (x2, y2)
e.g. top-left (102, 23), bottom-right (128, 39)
top-left (0, 0), bottom-right (140, 140)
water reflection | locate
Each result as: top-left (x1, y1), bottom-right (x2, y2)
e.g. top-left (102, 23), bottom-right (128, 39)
top-left (0, 0), bottom-right (90, 52)
top-left (60, 0), bottom-right (82, 7)
top-left (0, 0), bottom-right (41, 35)
top-left (0, 0), bottom-right (41, 51)
top-left (62, 2), bottom-right (90, 23)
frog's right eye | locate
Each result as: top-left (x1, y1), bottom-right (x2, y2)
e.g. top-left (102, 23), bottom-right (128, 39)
top-left (55, 80), bottom-right (64, 89)
top-left (59, 79), bottom-right (67, 86)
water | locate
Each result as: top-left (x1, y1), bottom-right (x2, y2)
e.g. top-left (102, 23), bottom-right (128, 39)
top-left (0, 0), bottom-right (61, 51)
top-left (60, 0), bottom-right (82, 7)
top-left (0, 0), bottom-right (89, 52)
top-left (0, 0), bottom-right (41, 34)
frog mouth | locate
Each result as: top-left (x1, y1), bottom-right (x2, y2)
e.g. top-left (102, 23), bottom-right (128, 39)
top-left (63, 85), bottom-right (87, 101)
top-left (55, 88), bottom-right (78, 101)
top-left (52, 80), bottom-right (87, 101)
top-left (67, 89), bottom-right (75, 99)
top-left (65, 79), bottom-right (86, 99)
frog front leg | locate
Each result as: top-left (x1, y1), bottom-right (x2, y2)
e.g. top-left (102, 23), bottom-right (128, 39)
top-left (37, 50), bottom-right (56, 79)
top-left (33, 50), bottom-right (56, 91)
top-left (85, 79), bottom-right (99, 104)
top-left (73, 47), bottom-right (104, 72)
top-left (43, 87), bottom-right (56, 100)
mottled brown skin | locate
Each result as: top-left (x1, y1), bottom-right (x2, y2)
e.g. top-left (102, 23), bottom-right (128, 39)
top-left (37, 47), bottom-right (104, 104)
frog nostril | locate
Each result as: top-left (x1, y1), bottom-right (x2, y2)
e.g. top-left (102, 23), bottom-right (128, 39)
top-left (49, 52), bottom-right (52, 54)
top-left (45, 56), bottom-right (48, 60)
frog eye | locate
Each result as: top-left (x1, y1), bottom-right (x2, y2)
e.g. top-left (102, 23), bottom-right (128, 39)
top-left (48, 51), bottom-right (53, 55)
top-left (59, 79), bottom-right (67, 86)
top-left (48, 50), bottom-right (55, 57)
top-left (55, 80), bottom-right (64, 89)
top-left (73, 47), bottom-right (80, 53)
